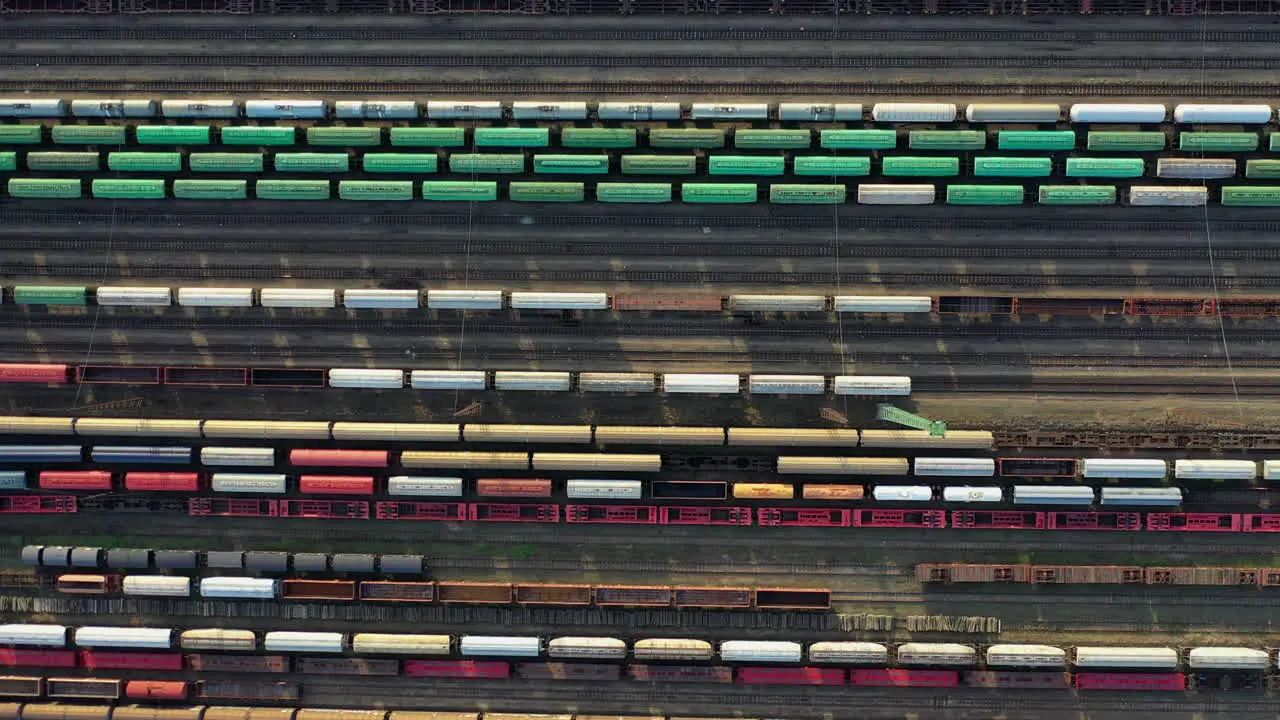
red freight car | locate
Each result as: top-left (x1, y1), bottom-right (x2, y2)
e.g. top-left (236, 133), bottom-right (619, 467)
top-left (659, 506), bottom-right (752, 525)
top-left (757, 508), bottom-right (853, 527)
top-left (56, 574), bottom-right (122, 594)
top-left (1075, 672), bottom-right (1187, 691)
top-left (738, 667), bottom-right (845, 686)
top-left (125, 680), bottom-right (189, 700)
top-left (950, 511), bottom-right (1046, 530)
top-left (0, 650), bottom-right (77, 669)
top-left (403, 660), bottom-right (510, 679)
top-left (1244, 514), bottom-right (1280, 532)
top-left (289, 449), bottom-right (389, 468)
top-left (1146, 513), bottom-right (1242, 532)
top-left (0, 496), bottom-right (77, 514)
top-left (279, 500), bottom-right (369, 519)
top-left (475, 479), bottom-right (553, 498)
top-left (374, 502), bottom-right (467, 521)
top-left (848, 669), bottom-right (960, 688)
top-left (297, 476), bottom-right (376, 496)
top-left (185, 655), bottom-right (290, 673)
top-left (468, 503), bottom-right (560, 522)
top-left (0, 363), bottom-right (70, 383)
top-left (855, 510), bottom-right (947, 528)
top-left (80, 652), bottom-right (184, 671)
top-left (38, 471), bottom-right (113, 491)
top-left (1046, 512), bottom-right (1141, 530)
top-left (125, 473), bottom-right (201, 492)
top-left (628, 665), bottom-right (734, 683)
top-left (564, 505), bottom-right (658, 524)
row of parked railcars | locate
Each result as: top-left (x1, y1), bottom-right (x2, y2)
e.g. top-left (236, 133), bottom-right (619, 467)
top-left (918, 563), bottom-right (1280, 588)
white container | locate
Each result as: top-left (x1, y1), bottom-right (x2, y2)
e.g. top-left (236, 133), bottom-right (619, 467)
top-left (180, 629), bottom-right (257, 652)
top-left (387, 476), bottom-right (464, 497)
top-left (426, 101), bottom-right (502, 120)
top-left (210, 473), bottom-right (287, 494)
top-left (1174, 459), bottom-right (1257, 480)
top-left (122, 575), bottom-right (191, 597)
top-left (833, 376), bottom-right (912, 396)
top-left (494, 371), bottom-right (571, 392)
top-left (1129, 186), bottom-right (1208, 207)
top-left (596, 101), bottom-right (682, 121)
top-left (690, 103), bottom-right (770, 120)
top-left (1188, 647), bottom-right (1269, 670)
top-left (1081, 458), bottom-right (1167, 479)
top-left (510, 292), bottom-right (608, 310)
top-left (1069, 103), bottom-right (1167, 123)
top-left (577, 372), bottom-right (656, 393)
top-left (965, 103), bottom-right (1061, 123)
top-left (200, 577), bottom-right (277, 600)
top-left (74, 626), bottom-right (173, 649)
top-left (857, 184), bottom-right (935, 205)
top-left (264, 631), bottom-right (345, 654)
top-left (329, 369), bottom-right (404, 389)
top-left (942, 486), bottom-right (1002, 503)
top-left (834, 296), bottom-right (932, 313)
top-left (259, 288), bottom-right (337, 308)
top-left (1100, 487), bottom-right (1182, 506)
top-left (334, 100), bottom-right (418, 119)
top-left (1074, 646), bottom-right (1178, 670)
top-left (1157, 158), bottom-right (1237, 179)
top-left (352, 633), bottom-right (451, 655)
top-left (532, 453), bottom-right (660, 472)
top-left (342, 289), bottom-right (419, 309)
top-left (807, 641), bottom-right (889, 665)
top-left (426, 289), bottom-right (503, 310)
top-left (565, 478), bottom-right (643, 500)
top-left (872, 103), bottom-right (956, 122)
top-left (96, 286), bottom-right (172, 306)
top-left (244, 100), bottom-right (327, 119)
top-left (872, 485), bottom-right (932, 502)
top-left (747, 375), bottom-right (825, 394)
top-left (0, 624), bottom-right (68, 647)
top-left (459, 635), bottom-right (541, 658)
top-left (177, 287), bottom-right (254, 307)
top-left (1264, 460), bottom-right (1280, 481)
top-left (409, 370), bottom-right (487, 390)
top-left (898, 643), bottom-right (978, 667)
top-left (160, 99), bottom-right (239, 118)
top-left (663, 373), bottom-right (740, 394)
top-left (1174, 104), bottom-right (1272, 124)
top-left (0, 99), bottom-right (66, 117)
top-left (1012, 485), bottom-right (1094, 505)
top-left (728, 295), bottom-right (825, 312)
top-left (778, 103), bottom-right (862, 121)
top-left (720, 640), bottom-right (803, 664)
top-left (547, 637), bottom-right (628, 660)
top-left (914, 457), bottom-right (996, 477)
top-left (986, 644), bottom-right (1067, 668)
top-left (201, 447), bottom-right (275, 467)
top-left (511, 101), bottom-right (588, 120)
top-left (632, 638), bottom-right (713, 661)
top-left (70, 99), bottom-right (157, 118)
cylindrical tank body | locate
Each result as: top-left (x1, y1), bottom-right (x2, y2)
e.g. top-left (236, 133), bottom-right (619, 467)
top-left (409, 370), bottom-right (488, 390)
top-left (732, 483), bottom-right (794, 500)
top-left (577, 372), bottom-right (657, 393)
top-left (808, 641), bottom-right (889, 665)
top-left (343, 289), bottom-right (420, 309)
top-left (565, 479), bottom-right (643, 500)
top-left (70, 99), bottom-right (156, 118)
top-left (509, 292), bottom-right (608, 310)
top-left (1173, 104), bottom-right (1271, 124)
top-left (96, 287), bottom-right (172, 306)
top-left (210, 473), bottom-right (287, 494)
top-left (244, 100), bottom-right (327, 119)
top-left (459, 635), bottom-right (542, 658)
top-left (777, 456), bottom-right (908, 475)
top-left (263, 631), bottom-right (346, 654)
top-left (1012, 485), bottom-right (1095, 505)
top-left (941, 486), bottom-right (1002, 503)
top-left (777, 102), bottom-right (862, 121)
top-left (632, 638), bottom-right (713, 661)
top-left (1099, 487), bottom-right (1182, 507)
top-left (1069, 104), bottom-right (1167, 123)
top-left (200, 577), bottom-right (278, 600)
top-left (201, 447), bottom-right (275, 466)
top-left (985, 644), bottom-right (1067, 668)
top-left (351, 634), bottom-right (451, 655)
top-left (160, 99), bottom-right (239, 118)
top-left (494, 372), bottom-right (571, 392)
top-left (335, 100), bottom-right (418, 118)
top-left (259, 288), bottom-right (337, 308)
top-left (897, 643), bottom-right (978, 667)
top-left (1187, 647), bottom-right (1269, 670)
top-left (597, 101), bottom-right (683, 120)
top-left (1074, 646), bottom-right (1178, 669)
top-left (872, 103), bottom-right (957, 122)
top-left (74, 626), bottom-right (173, 649)
top-left (547, 637), bottom-right (627, 660)
top-left (329, 369), bottom-right (404, 389)
top-left (180, 629), bottom-right (258, 652)
top-left (512, 101), bottom-right (588, 120)
top-left (719, 640), bottom-right (803, 664)
top-left (290, 449), bottom-right (389, 467)
top-left (0, 99), bottom-right (67, 117)
top-left (832, 376), bottom-right (912, 396)
top-left (1081, 458), bottom-right (1167, 479)
top-left (177, 288), bottom-right (254, 307)
top-left (426, 289), bottom-right (503, 310)
top-left (690, 103), bottom-right (769, 120)
top-left (913, 457), bottom-right (996, 477)
top-left (1174, 459), bottom-right (1257, 480)
top-left (663, 374), bottom-right (741, 394)
top-left (123, 576), bottom-right (191, 597)
top-left (426, 100), bottom-right (502, 119)
top-left (965, 103), bottom-right (1061, 122)
top-left (872, 485), bottom-right (933, 502)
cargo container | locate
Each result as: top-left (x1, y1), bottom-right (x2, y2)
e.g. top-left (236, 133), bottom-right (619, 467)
top-left (46, 678), bottom-right (122, 699)
top-left (55, 574), bottom-right (120, 594)
top-left (909, 130), bottom-right (986, 150)
top-left (1245, 160), bottom-right (1280, 179)
top-left (776, 457), bottom-right (908, 475)
top-left (80, 651), bottom-right (184, 671)
top-left (13, 287), bottom-right (86, 306)
top-left (187, 654), bottom-right (288, 673)
top-left (340, 180), bottom-right (413, 201)
top-left (964, 670), bottom-right (1072, 689)
top-left (546, 637), bottom-right (626, 659)
top-left (857, 184), bottom-right (935, 204)
top-left (516, 662), bottom-right (621, 681)
top-left (0, 126), bottom-right (41, 144)
top-left (255, 180), bottom-right (330, 200)
top-left (1075, 646), bottom-right (1178, 669)
top-left (0, 677), bottom-right (41, 697)
top-left (174, 179), bottom-right (247, 199)
top-left (0, 650), bottom-right (76, 668)
top-left (734, 129), bottom-right (811, 150)
top-left (1157, 158), bottom-right (1236, 179)
top-left (560, 128), bottom-right (636, 148)
top-left (508, 182), bottom-right (584, 202)
top-left (882, 157), bottom-right (959, 177)
top-left (1178, 132), bottom-right (1258, 152)
top-left (0, 366), bottom-right (72, 384)
top-left (403, 660), bottom-right (509, 679)
top-left (769, 184), bottom-right (846, 204)
top-left (359, 582), bottom-right (437, 602)
top-left (201, 577), bottom-right (278, 600)
top-left (494, 371), bottom-right (571, 392)
top-left (180, 629), bottom-right (256, 652)
top-left (436, 582), bottom-right (515, 604)
top-left (275, 153), bottom-right (349, 173)
top-left (648, 129), bottom-right (724, 149)
top-left (386, 127), bottom-right (464, 147)
top-left (221, 126), bottom-right (296, 145)
top-left (996, 130), bottom-right (1076, 151)
top-left (108, 152), bottom-right (182, 172)
top-left (473, 128), bottom-right (550, 148)
top-left (449, 154), bottom-right (524, 174)
top-left (947, 184), bottom-right (1023, 205)
top-left (663, 373), bottom-right (740, 394)
top-left (872, 103), bottom-right (956, 122)
top-left (596, 183), bottom-right (673, 203)
top-left (281, 580), bottom-right (356, 601)
top-left (1221, 186), bottom-right (1280, 206)
top-left (1038, 185), bottom-right (1117, 205)
top-left (791, 156), bottom-right (870, 177)
top-left (1087, 131), bottom-right (1166, 152)
top-left (973, 157), bottom-right (1051, 177)
top-left (263, 631), bottom-right (344, 654)
top-left (125, 680), bottom-right (189, 700)
top-left (329, 369), bottom-right (404, 389)
top-left (708, 156), bottom-right (785, 176)
top-left (135, 126), bottom-right (210, 144)
top-left (594, 586), bottom-right (673, 607)
top-left (1075, 672), bottom-right (1186, 691)
top-left (848, 669), bottom-right (959, 688)
top-left (51, 125), bottom-right (126, 145)
top-left (361, 154), bottom-right (438, 174)
top-left (619, 155), bottom-right (697, 175)
top-left (27, 152), bottom-right (100, 171)
top-left (306, 127), bottom-right (381, 147)
top-left (0, 472), bottom-right (24, 490)
top-left (533, 155), bottom-right (610, 174)
top-left (39, 471), bottom-right (112, 491)
top-left (8, 178), bottom-right (82, 199)
top-left (1188, 647), bottom-right (1269, 670)
top-left (459, 636), bottom-right (541, 658)
top-left (1129, 186), bottom-right (1209, 206)
top-left (92, 178), bottom-right (166, 199)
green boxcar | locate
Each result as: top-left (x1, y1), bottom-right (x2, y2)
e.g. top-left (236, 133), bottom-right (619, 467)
top-left (1065, 157), bottom-right (1145, 178)
top-left (1271, 134), bottom-right (1280, 152)
top-left (909, 130), bottom-right (986, 151)
top-left (0, 152), bottom-right (15, 171)
top-left (1245, 160), bottom-right (1280, 179)
top-left (735, 129), bottom-right (812, 150)
top-left (91, 178), bottom-right (166, 199)
top-left (1037, 185), bottom-right (1117, 205)
top-left (135, 126), bottom-right (211, 145)
top-left (882, 156), bottom-right (960, 177)
top-left (769, 184), bottom-right (847, 204)
top-left (8, 178), bottom-right (82, 198)
top-left (305, 127), bottom-right (382, 147)
top-left (362, 153), bottom-right (438, 174)
top-left (792, 156), bottom-right (871, 177)
top-left (107, 152), bottom-right (182, 172)
top-left (390, 127), bottom-right (467, 148)
top-left (173, 179), bottom-right (248, 200)
top-left (221, 126), bottom-right (297, 146)
top-left (189, 153), bottom-right (265, 173)
top-left (508, 182), bottom-right (585, 202)
top-left (819, 129), bottom-right (897, 150)
top-left (274, 153), bottom-right (350, 173)
top-left (1178, 132), bottom-right (1258, 152)
top-left (255, 179), bottom-right (331, 200)
top-left (421, 181), bottom-right (498, 201)
top-left (560, 128), bottom-right (637, 149)
top-left (595, 182), bottom-right (673, 203)
top-left (0, 125), bottom-right (42, 144)
top-left (13, 285), bottom-right (88, 305)
top-left (50, 125), bottom-right (126, 145)
top-left (339, 180), bottom-right (414, 201)
top-left (1086, 131), bottom-right (1165, 152)
top-left (708, 156), bottom-right (785, 176)
top-left (648, 128), bottom-right (725, 149)
top-left (996, 130), bottom-right (1077, 151)
top-left (474, 127), bottom-right (550, 148)
top-left (27, 152), bottom-right (99, 171)
top-left (681, 183), bottom-right (757, 203)
top-left (973, 157), bottom-right (1052, 177)
top-left (449, 153), bottom-right (525, 174)
top-left (1220, 186), bottom-right (1280, 207)
top-left (532, 155), bottom-right (611, 174)
top-left (620, 155), bottom-right (697, 175)
top-left (946, 184), bottom-right (1024, 205)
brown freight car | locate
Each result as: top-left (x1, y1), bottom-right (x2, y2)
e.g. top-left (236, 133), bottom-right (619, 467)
top-left (1030, 565), bottom-right (1143, 584)
top-left (281, 580), bottom-right (357, 601)
top-left (916, 564), bottom-right (1031, 584)
top-left (0, 677), bottom-right (41, 698)
top-left (295, 658), bottom-right (399, 676)
top-left (673, 587), bottom-right (752, 608)
top-left (21, 705), bottom-right (113, 720)
top-left (475, 479), bottom-right (553, 498)
top-left (594, 586), bottom-right (673, 607)
top-left (45, 678), bottom-right (122, 700)
top-left (515, 663), bottom-right (622, 681)
top-left (514, 584), bottom-right (592, 606)
top-left (186, 654), bottom-right (290, 673)
top-left (435, 582), bottom-right (514, 604)
top-left (801, 484), bottom-right (865, 501)
top-left (359, 581), bottom-right (435, 602)
top-left (1145, 567), bottom-right (1260, 586)
top-left (55, 574), bottom-right (121, 594)
top-left (196, 681), bottom-right (300, 702)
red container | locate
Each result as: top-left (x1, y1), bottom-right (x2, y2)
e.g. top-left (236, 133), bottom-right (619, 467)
top-left (757, 508), bottom-right (852, 527)
top-left (81, 652), bottom-right (184, 671)
top-left (289, 449), bottom-right (389, 468)
top-left (1075, 672), bottom-right (1186, 691)
top-left (0, 649), bottom-right (77, 668)
top-left (188, 498), bottom-right (278, 517)
top-left (1146, 513), bottom-right (1242, 532)
top-left (738, 667), bottom-right (845, 685)
top-left (951, 511), bottom-right (1046, 530)
top-left (0, 495), bottom-right (77, 514)
top-left (280, 500), bottom-right (369, 518)
top-left (403, 660), bottom-right (509, 679)
top-left (1244, 514), bottom-right (1280, 532)
top-left (298, 475), bottom-right (376, 496)
top-left (375, 502), bottom-right (467, 521)
top-left (565, 505), bottom-right (658, 524)
top-left (0, 363), bottom-right (70, 383)
top-left (1124, 298), bottom-right (1214, 316)
top-left (1046, 512), bottom-right (1142, 530)
top-left (854, 510), bottom-right (947, 528)
top-left (628, 665), bottom-right (733, 683)
top-left (659, 506), bottom-right (752, 525)
top-left (125, 680), bottom-right (189, 700)
top-left (475, 478), bottom-right (553, 498)
top-left (468, 503), bottom-right (560, 522)
top-left (39, 471), bottom-right (113, 491)
top-left (848, 669), bottom-right (959, 688)
top-left (186, 654), bottom-right (290, 673)
top-left (125, 472), bottom-right (201, 492)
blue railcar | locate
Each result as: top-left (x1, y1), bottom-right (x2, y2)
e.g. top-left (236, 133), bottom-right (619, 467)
top-left (90, 446), bottom-right (193, 464)
top-left (0, 446), bottom-right (84, 463)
